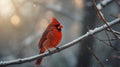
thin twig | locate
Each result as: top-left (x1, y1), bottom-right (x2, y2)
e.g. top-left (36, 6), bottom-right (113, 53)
top-left (107, 29), bottom-right (120, 36)
top-left (96, 38), bottom-right (118, 41)
top-left (0, 17), bottom-right (120, 66)
top-left (110, 14), bottom-right (119, 18)
top-left (93, 35), bottom-right (118, 51)
top-left (87, 47), bottom-right (104, 67)
top-left (93, 0), bottom-right (120, 41)
top-left (104, 30), bottom-right (118, 51)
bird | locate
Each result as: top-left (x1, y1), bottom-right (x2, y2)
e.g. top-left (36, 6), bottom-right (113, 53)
top-left (35, 17), bottom-right (63, 66)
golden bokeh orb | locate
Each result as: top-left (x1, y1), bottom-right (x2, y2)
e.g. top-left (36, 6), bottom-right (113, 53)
top-left (11, 15), bottom-right (20, 26)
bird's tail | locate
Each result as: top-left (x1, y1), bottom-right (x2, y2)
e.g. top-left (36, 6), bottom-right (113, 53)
top-left (35, 48), bottom-right (46, 66)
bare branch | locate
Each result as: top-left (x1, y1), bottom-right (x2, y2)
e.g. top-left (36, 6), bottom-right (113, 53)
top-left (0, 18), bottom-right (120, 66)
top-left (93, 35), bottom-right (118, 51)
top-left (93, 0), bottom-right (120, 41)
top-left (107, 29), bottom-right (120, 36)
top-left (87, 47), bottom-right (104, 67)
top-left (104, 30), bottom-right (116, 49)
top-left (95, 38), bottom-right (118, 41)
top-left (110, 14), bottom-right (119, 18)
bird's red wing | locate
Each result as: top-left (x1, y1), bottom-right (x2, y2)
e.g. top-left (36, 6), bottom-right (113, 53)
top-left (38, 27), bottom-right (50, 49)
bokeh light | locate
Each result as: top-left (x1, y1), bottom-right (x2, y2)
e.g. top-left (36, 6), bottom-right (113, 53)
top-left (0, 0), bottom-right (14, 18)
top-left (10, 15), bottom-right (20, 26)
top-left (74, 0), bottom-right (84, 8)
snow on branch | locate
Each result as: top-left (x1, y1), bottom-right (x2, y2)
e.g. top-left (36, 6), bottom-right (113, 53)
top-left (0, 18), bottom-right (120, 66)
top-left (93, 0), bottom-right (120, 40)
top-left (97, 0), bottom-right (113, 10)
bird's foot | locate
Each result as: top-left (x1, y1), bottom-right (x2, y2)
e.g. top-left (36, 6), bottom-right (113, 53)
top-left (55, 47), bottom-right (60, 52)
top-left (47, 49), bottom-right (52, 54)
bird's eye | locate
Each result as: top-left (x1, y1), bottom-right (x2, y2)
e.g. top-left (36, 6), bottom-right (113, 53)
top-left (55, 24), bottom-right (61, 31)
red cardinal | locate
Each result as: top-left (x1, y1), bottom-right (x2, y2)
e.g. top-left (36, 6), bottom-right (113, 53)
top-left (35, 17), bottom-right (63, 66)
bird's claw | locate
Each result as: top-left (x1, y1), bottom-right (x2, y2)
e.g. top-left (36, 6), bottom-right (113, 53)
top-left (47, 49), bottom-right (52, 54)
top-left (55, 47), bottom-right (60, 52)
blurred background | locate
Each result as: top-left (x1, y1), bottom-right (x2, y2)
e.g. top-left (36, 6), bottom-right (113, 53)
top-left (0, 0), bottom-right (120, 67)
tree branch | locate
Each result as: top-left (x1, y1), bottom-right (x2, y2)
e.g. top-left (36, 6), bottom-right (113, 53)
top-left (0, 18), bottom-right (120, 66)
top-left (93, 35), bottom-right (118, 51)
top-left (93, 0), bottom-right (120, 41)
top-left (96, 0), bottom-right (113, 10)
top-left (107, 29), bottom-right (120, 35)
top-left (87, 47), bottom-right (104, 67)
